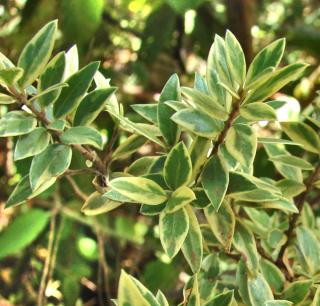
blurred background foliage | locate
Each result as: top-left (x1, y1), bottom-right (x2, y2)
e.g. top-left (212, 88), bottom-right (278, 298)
top-left (0, 0), bottom-right (320, 305)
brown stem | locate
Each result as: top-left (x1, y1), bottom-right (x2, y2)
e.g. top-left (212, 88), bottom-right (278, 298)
top-left (65, 176), bottom-right (88, 202)
top-left (276, 162), bottom-right (320, 267)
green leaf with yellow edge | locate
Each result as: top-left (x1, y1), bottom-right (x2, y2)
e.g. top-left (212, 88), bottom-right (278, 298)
top-left (165, 186), bottom-right (195, 213)
top-left (203, 290), bottom-right (234, 306)
top-left (204, 201), bottom-right (235, 251)
top-left (131, 103), bottom-right (158, 124)
top-left (265, 301), bottom-right (292, 306)
top-left (312, 286), bottom-right (320, 306)
top-left (171, 108), bottom-right (223, 138)
top-left (225, 123), bottom-right (257, 169)
top-left (281, 122), bottom-right (320, 154)
top-left (0, 93), bottom-right (15, 104)
top-left (117, 270), bottom-right (151, 306)
top-left (110, 177), bottom-right (167, 205)
top-left (269, 154), bottom-right (313, 170)
top-left (182, 274), bottom-right (200, 306)
top-left (236, 259), bottom-right (251, 306)
top-left (296, 226), bottom-right (320, 275)
top-left (107, 106), bottom-right (165, 147)
top-left (6, 174), bottom-right (55, 208)
top-left (38, 51), bottom-right (66, 106)
top-left (181, 87), bottom-right (228, 121)
top-left (53, 61), bottom-right (99, 118)
top-left (244, 63), bottom-right (307, 104)
top-left (81, 192), bottom-right (123, 216)
top-left (240, 102), bottom-right (277, 121)
top-left (159, 207), bottom-right (189, 258)
top-left (246, 38), bottom-right (285, 84)
top-left (74, 87), bottom-right (117, 126)
top-left (18, 20), bottom-right (57, 87)
top-left (30, 144), bottom-right (72, 191)
top-left (202, 155), bottom-right (229, 211)
top-left (194, 72), bottom-right (209, 94)
top-left (0, 209), bottom-right (50, 259)
top-left (181, 205), bottom-right (203, 273)
top-left (158, 74), bottom-right (181, 146)
top-left (0, 67), bottom-right (23, 86)
top-left (156, 290), bottom-right (169, 306)
top-left (225, 30), bottom-right (246, 87)
top-left (260, 258), bottom-right (285, 294)
top-left (189, 136), bottom-right (211, 181)
top-left (0, 111), bottom-right (36, 137)
top-left (283, 280), bottom-right (312, 305)
top-left (233, 220), bottom-right (259, 274)
top-left (276, 179), bottom-right (305, 198)
top-left (248, 273), bottom-right (274, 306)
top-left (60, 126), bottom-right (103, 150)
top-left (164, 142), bottom-right (192, 190)
top-left (112, 134), bottom-right (147, 161)
top-left (14, 127), bottom-right (50, 160)
top-left (230, 188), bottom-right (279, 202)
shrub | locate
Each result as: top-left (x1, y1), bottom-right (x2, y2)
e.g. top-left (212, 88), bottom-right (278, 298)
top-left (1, 20), bottom-right (320, 305)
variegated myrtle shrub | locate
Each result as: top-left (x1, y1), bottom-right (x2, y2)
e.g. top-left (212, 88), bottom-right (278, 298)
top-left (1, 20), bottom-right (320, 305)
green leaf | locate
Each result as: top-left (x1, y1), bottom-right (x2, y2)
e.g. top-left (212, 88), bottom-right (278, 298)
top-left (276, 179), bottom-right (305, 197)
top-left (64, 45), bottom-right (79, 79)
top-left (117, 270), bottom-right (150, 306)
top-left (14, 127), bottom-right (50, 160)
top-left (244, 63), bottom-right (307, 104)
top-left (265, 301), bottom-right (292, 306)
top-left (182, 274), bottom-right (200, 306)
top-left (312, 286), bottom-right (320, 306)
top-left (240, 102), bottom-right (277, 121)
top-left (233, 220), bottom-right (259, 274)
top-left (225, 30), bottom-right (246, 87)
top-left (225, 124), bottom-right (257, 169)
top-left (104, 189), bottom-right (136, 203)
top-left (171, 108), bottom-right (223, 138)
top-left (204, 290), bottom-right (234, 306)
top-left (181, 205), bottom-right (203, 273)
top-left (0, 111), bottom-right (36, 137)
top-left (181, 87), bottom-right (228, 121)
top-left (207, 35), bottom-right (234, 93)
top-left (0, 93), bottom-right (15, 104)
top-left (81, 192), bottom-right (122, 215)
top-left (112, 134), bottom-right (147, 161)
top-left (0, 51), bottom-right (14, 69)
top-left (281, 122), bottom-right (320, 154)
top-left (18, 20), bottom-right (57, 87)
top-left (110, 177), bottom-right (167, 205)
top-left (269, 154), bottom-right (313, 170)
top-left (258, 197), bottom-right (298, 214)
top-left (204, 201), bottom-right (235, 251)
top-left (201, 155), bottom-right (229, 211)
top-left (159, 208), bottom-right (189, 258)
top-left (194, 72), bottom-right (209, 94)
top-left (164, 142), bottom-right (192, 190)
top-left (30, 144), bottom-right (72, 190)
top-left (236, 259), bottom-right (251, 306)
top-left (126, 156), bottom-right (157, 176)
top-left (260, 258), bottom-right (285, 293)
top-left (0, 67), bottom-right (23, 86)
top-left (140, 203), bottom-right (166, 216)
top-left (0, 209), bottom-right (50, 259)
top-left (296, 226), bottom-right (320, 275)
top-left (107, 107), bottom-right (165, 147)
top-left (230, 189), bottom-right (279, 202)
top-left (165, 186), bottom-right (195, 213)
top-left (38, 51), bottom-right (66, 106)
top-left (247, 273), bottom-right (274, 306)
top-left (60, 126), bottom-right (103, 150)
top-left (53, 61), bottom-right (100, 118)
top-left (189, 136), bottom-right (211, 180)
top-left (6, 174), bottom-right (55, 208)
top-left (47, 119), bottom-right (65, 131)
top-left (258, 137), bottom-right (302, 146)
top-left (74, 87), bottom-right (117, 126)
top-left (156, 290), bottom-right (169, 306)
top-left (158, 74), bottom-right (181, 146)
top-left (283, 280), bottom-right (312, 304)
top-left (131, 103), bottom-right (158, 124)
top-left (246, 38), bottom-right (285, 84)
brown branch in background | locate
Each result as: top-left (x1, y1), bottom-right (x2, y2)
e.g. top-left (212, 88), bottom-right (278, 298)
top-left (226, 0), bottom-right (255, 64)
top-left (276, 162), bottom-right (320, 267)
top-left (65, 176), bottom-right (88, 202)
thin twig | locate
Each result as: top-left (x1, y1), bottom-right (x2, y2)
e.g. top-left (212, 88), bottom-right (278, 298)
top-left (65, 176), bottom-right (88, 201)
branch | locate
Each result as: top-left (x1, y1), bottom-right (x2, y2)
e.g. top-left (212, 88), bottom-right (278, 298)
top-left (276, 162), bottom-right (320, 267)
top-left (9, 87), bottom-right (107, 175)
